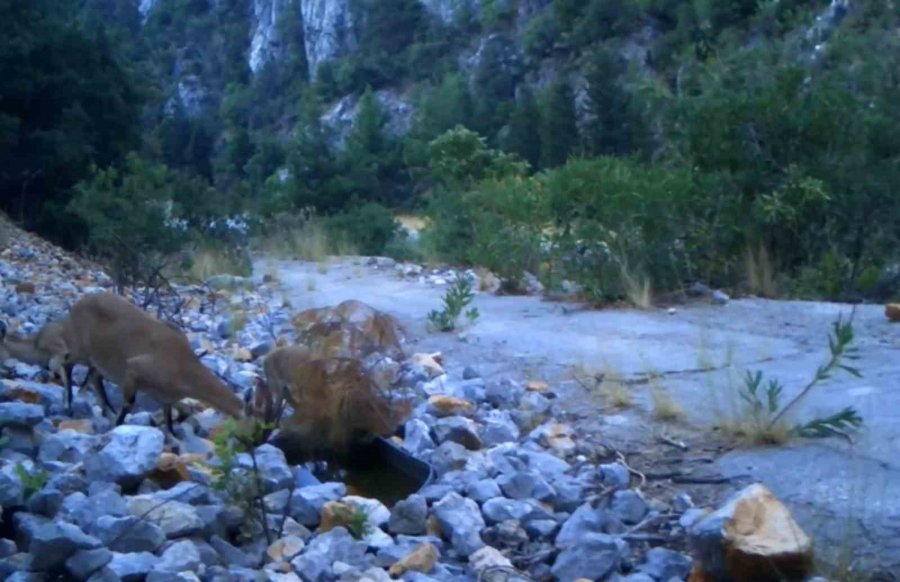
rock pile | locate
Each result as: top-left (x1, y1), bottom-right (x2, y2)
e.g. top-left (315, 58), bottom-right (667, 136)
top-left (0, 217), bottom-right (820, 581)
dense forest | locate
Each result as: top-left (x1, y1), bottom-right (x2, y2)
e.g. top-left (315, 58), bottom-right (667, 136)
top-left (1, 0), bottom-right (899, 303)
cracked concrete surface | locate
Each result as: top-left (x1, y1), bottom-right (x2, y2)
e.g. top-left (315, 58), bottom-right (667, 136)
top-left (259, 256), bottom-right (900, 574)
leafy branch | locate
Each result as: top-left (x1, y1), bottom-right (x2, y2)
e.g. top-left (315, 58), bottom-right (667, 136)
top-left (210, 418), bottom-right (279, 545)
top-left (767, 314), bottom-right (861, 430)
top-left (737, 313), bottom-right (864, 443)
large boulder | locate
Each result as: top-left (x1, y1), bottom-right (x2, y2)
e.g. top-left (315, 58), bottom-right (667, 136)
top-left (290, 300), bottom-right (406, 362)
top-left (689, 483), bottom-right (814, 582)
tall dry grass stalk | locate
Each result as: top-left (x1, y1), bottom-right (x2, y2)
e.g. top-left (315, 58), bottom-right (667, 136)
top-left (744, 244), bottom-right (778, 298)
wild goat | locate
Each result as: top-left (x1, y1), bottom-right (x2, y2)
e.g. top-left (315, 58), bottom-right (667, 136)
top-left (260, 344), bottom-right (314, 422)
top-left (0, 320), bottom-right (114, 414)
top-left (261, 348), bottom-right (411, 462)
top-left (64, 292), bottom-right (245, 432)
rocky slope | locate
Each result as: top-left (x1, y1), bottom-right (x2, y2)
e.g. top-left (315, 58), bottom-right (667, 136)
top-left (0, 216), bottom-right (833, 581)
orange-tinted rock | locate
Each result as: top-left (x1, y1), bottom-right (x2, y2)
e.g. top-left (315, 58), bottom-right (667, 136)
top-left (426, 515), bottom-right (442, 537)
top-left (689, 484), bottom-right (813, 582)
top-left (14, 282), bottom-right (35, 294)
top-left (427, 395), bottom-right (474, 418)
top-left (526, 380), bottom-right (550, 393)
top-left (541, 423), bottom-right (576, 456)
top-left (147, 452), bottom-right (192, 488)
top-left (319, 501), bottom-right (364, 534)
top-left (273, 357), bottom-right (412, 461)
top-left (410, 353), bottom-right (445, 377)
top-left (5, 387), bottom-right (44, 405)
top-left (885, 303), bottom-right (900, 322)
top-left (388, 543), bottom-right (439, 577)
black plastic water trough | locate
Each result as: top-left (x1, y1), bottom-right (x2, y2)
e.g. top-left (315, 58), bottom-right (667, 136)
top-left (286, 437), bottom-right (435, 507)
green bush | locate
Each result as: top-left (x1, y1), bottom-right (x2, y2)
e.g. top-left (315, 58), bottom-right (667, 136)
top-left (665, 32), bottom-right (900, 294)
top-left (422, 126), bottom-right (529, 264)
top-left (68, 153), bottom-right (191, 289)
top-left (542, 157), bottom-right (697, 302)
top-left (464, 176), bottom-right (549, 292)
top-left (522, 11), bottom-right (561, 58)
top-left (325, 202), bottom-right (403, 257)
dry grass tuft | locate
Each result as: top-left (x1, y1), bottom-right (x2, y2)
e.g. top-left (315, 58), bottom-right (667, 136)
top-left (650, 385), bottom-right (685, 422)
top-left (255, 215), bottom-right (356, 262)
top-left (184, 246), bottom-right (251, 282)
top-left (744, 243), bottom-right (778, 298)
top-left (620, 265), bottom-right (652, 309)
top-left (572, 362), bottom-right (633, 409)
top-left (718, 418), bottom-right (792, 445)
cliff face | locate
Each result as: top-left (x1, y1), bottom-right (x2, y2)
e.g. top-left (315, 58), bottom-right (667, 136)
top-left (247, 0), bottom-right (358, 75)
top-left (137, 0), bottom-right (854, 143)
top-left (299, 0), bottom-right (357, 75)
top-left (249, 0), bottom-right (291, 73)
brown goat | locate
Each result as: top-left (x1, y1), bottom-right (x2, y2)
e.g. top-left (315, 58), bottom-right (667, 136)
top-left (0, 319), bottom-right (114, 414)
top-left (63, 292), bottom-right (245, 432)
top-left (263, 352), bottom-right (411, 461)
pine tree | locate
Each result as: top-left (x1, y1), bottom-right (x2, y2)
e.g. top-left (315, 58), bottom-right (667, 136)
top-left (504, 87), bottom-right (541, 170)
top-left (341, 87), bottom-right (404, 206)
top-left (287, 89), bottom-right (343, 212)
top-left (416, 74), bottom-right (473, 138)
top-left (539, 80), bottom-right (578, 169)
top-left (582, 44), bottom-right (637, 157)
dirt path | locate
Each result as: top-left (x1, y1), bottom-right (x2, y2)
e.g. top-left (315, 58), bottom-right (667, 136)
top-left (257, 256), bottom-right (900, 576)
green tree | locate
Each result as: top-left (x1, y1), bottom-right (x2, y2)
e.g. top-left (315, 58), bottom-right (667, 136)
top-left (340, 88), bottom-right (404, 206)
top-left (285, 89), bottom-right (344, 213)
top-left (427, 126), bottom-right (527, 191)
top-left (503, 87), bottom-right (541, 170)
top-left (68, 153), bottom-right (188, 289)
top-left (582, 44), bottom-right (641, 157)
top-left (539, 81), bottom-right (578, 169)
top-left (0, 0), bottom-right (141, 244)
top-left (471, 35), bottom-right (521, 140)
top-left (572, 0), bottom-right (642, 46)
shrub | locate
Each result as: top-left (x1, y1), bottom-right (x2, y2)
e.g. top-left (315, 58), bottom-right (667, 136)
top-left (68, 153), bottom-right (190, 291)
top-left (542, 157), bottom-right (697, 303)
top-left (210, 418), bottom-right (279, 542)
top-left (325, 202), bottom-right (403, 257)
top-left (427, 126), bottom-right (528, 191)
top-left (464, 176), bottom-right (550, 292)
top-left (428, 275), bottom-right (479, 332)
top-left (523, 11), bottom-right (562, 58)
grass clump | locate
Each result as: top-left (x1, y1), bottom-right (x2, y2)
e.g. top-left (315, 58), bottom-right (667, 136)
top-left (181, 244), bottom-right (252, 283)
top-left (330, 504), bottom-right (372, 540)
top-left (256, 214), bottom-right (334, 262)
top-left (428, 275), bottom-right (480, 332)
top-left (744, 244), bottom-right (778, 298)
top-left (650, 386), bottom-right (685, 422)
top-left (572, 363), bottom-right (633, 409)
